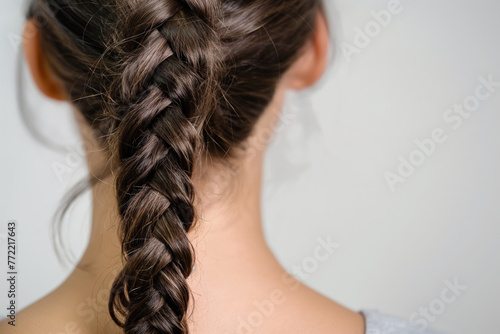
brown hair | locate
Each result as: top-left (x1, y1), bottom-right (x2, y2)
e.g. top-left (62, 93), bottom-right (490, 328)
top-left (26, 0), bottom-right (324, 333)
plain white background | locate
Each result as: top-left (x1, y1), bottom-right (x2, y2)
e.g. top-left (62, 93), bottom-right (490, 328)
top-left (1, 1), bottom-right (499, 333)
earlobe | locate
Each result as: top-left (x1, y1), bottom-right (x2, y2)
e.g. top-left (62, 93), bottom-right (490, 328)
top-left (287, 11), bottom-right (330, 90)
top-left (23, 19), bottom-right (66, 101)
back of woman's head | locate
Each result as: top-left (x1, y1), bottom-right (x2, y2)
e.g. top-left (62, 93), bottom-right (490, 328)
top-left (26, 0), bottom-right (325, 332)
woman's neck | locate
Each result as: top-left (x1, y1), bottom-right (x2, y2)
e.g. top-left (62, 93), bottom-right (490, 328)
top-left (74, 88), bottom-right (288, 279)
top-left (64, 95), bottom-right (366, 334)
top-left (75, 127), bottom-right (276, 283)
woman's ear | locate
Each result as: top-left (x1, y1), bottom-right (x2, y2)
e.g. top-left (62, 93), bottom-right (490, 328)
top-left (23, 19), bottom-right (66, 101)
top-left (286, 11), bottom-right (330, 90)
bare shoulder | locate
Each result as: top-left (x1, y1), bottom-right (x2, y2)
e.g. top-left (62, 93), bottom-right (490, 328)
top-left (0, 315), bottom-right (81, 334)
top-left (196, 270), bottom-right (366, 334)
top-left (269, 281), bottom-right (366, 334)
top-left (0, 294), bottom-right (88, 334)
top-left (0, 271), bottom-right (122, 334)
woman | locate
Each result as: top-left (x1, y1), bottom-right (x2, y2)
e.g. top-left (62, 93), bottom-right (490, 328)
top-left (1, 0), bottom-right (445, 333)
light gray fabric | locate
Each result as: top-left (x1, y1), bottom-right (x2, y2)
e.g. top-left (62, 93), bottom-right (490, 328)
top-left (360, 309), bottom-right (447, 334)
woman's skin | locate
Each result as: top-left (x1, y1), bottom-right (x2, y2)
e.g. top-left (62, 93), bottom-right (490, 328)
top-left (1, 12), bottom-right (366, 334)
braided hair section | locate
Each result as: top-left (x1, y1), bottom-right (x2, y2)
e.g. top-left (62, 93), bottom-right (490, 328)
top-left (27, 0), bottom-right (324, 333)
top-left (107, 1), bottom-right (222, 333)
